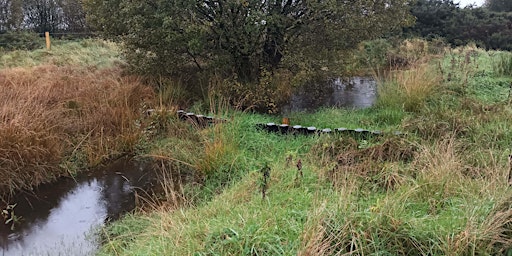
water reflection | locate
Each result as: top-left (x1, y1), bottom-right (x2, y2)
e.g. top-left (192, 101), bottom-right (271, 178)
top-left (282, 77), bottom-right (377, 112)
top-left (0, 158), bottom-right (155, 256)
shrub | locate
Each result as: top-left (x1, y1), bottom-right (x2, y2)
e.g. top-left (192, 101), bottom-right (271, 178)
top-left (210, 69), bottom-right (293, 113)
top-left (491, 51), bottom-right (512, 77)
top-left (355, 39), bottom-right (393, 73)
top-left (0, 31), bottom-right (43, 51)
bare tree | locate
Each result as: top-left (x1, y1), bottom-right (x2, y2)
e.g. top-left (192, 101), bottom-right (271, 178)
top-left (22, 0), bottom-right (63, 33)
top-left (59, 0), bottom-right (87, 32)
top-left (0, 0), bottom-right (11, 30)
top-left (0, 0), bottom-right (22, 31)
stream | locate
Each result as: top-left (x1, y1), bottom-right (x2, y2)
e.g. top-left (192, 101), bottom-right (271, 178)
top-left (0, 76), bottom-right (377, 256)
top-left (282, 77), bottom-right (377, 112)
top-left (0, 158), bottom-right (157, 256)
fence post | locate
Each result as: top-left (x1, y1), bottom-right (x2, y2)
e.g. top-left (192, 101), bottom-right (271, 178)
top-left (45, 32), bottom-right (51, 50)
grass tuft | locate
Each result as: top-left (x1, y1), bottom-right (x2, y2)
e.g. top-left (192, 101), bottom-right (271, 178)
top-left (377, 63), bottom-right (442, 112)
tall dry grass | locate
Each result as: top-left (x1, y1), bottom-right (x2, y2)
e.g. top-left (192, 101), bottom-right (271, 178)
top-left (377, 62), bottom-right (442, 112)
top-left (0, 65), bottom-right (154, 197)
top-left (299, 137), bottom-right (512, 255)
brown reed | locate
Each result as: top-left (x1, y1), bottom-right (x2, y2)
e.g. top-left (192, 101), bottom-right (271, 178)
top-left (0, 65), bottom-right (155, 197)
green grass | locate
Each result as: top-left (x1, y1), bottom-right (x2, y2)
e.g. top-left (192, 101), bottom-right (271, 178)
top-left (91, 43), bottom-right (512, 255)
top-left (99, 112), bottom-right (512, 255)
top-left (281, 106), bottom-right (406, 132)
top-left (0, 39), bottom-right (124, 69)
top-left (1, 37), bottom-right (508, 254)
top-left (101, 157), bottom-right (321, 255)
top-left (99, 128), bottom-right (512, 255)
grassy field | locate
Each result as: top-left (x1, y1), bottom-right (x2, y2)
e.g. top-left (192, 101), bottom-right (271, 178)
top-left (97, 44), bottom-right (512, 255)
top-left (2, 38), bottom-right (512, 255)
top-left (0, 39), bottom-right (124, 69)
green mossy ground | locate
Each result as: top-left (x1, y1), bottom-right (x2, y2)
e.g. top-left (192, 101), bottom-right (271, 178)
top-left (99, 46), bottom-right (512, 255)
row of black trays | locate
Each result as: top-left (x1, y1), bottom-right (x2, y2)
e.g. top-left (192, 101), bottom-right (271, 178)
top-left (149, 109), bottom-right (401, 136)
top-left (256, 122), bottom-right (401, 137)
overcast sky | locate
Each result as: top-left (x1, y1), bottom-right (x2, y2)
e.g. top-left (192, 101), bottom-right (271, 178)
top-left (456, 0), bottom-right (486, 7)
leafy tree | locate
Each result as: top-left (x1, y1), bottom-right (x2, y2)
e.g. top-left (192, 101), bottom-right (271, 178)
top-left (455, 7), bottom-right (512, 50)
top-left (83, 0), bottom-right (127, 37)
top-left (0, 0), bottom-right (12, 31)
top-left (85, 0), bottom-right (414, 82)
top-left (407, 0), bottom-right (512, 51)
top-left (485, 0), bottom-right (512, 12)
top-left (405, 0), bottom-right (460, 40)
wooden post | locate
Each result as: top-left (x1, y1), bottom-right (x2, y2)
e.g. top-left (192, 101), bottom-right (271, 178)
top-left (45, 32), bottom-right (51, 50)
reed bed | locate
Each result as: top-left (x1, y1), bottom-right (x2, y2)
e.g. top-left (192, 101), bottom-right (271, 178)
top-left (0, 65), bottom-right (154, 197)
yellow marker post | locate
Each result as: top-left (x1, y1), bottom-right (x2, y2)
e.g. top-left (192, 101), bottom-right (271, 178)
top-left (45, 32), bottom-right (51, 50)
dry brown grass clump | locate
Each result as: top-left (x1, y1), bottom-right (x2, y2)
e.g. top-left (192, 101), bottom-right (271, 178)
top-left (376, 62), bottom-right (443, 113)
top-left (315, 136), bottom-right (417, 191)
top-left (0, 65), bottom-right (155, 196)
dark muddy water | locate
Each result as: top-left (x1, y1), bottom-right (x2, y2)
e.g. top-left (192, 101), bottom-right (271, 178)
top-left (0, 158), bottom-right (157, 256)
top-left (282, 77), bottom-right (377, 112)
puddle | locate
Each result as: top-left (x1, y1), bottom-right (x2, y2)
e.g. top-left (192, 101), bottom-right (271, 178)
top-left (0, 158), bottom-right (157, 256)
top-left (282, 77), bottom-right (377, 112)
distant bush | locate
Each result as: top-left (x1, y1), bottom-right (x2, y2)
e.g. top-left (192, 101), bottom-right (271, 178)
top-left (0, 31), bottom-right (43, 51)
top-left (407, 0), bottom-right (512, 51)
top-left (491, 51), bottom-right (512, 77)
top-left (354, 38), bottom-right (447, 73)
top-left (355, 39), bottom-right (393, 73)
top-left (210, 69), bottom-right (294, 113)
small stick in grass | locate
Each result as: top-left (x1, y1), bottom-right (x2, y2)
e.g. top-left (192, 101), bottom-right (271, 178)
top-left (286, 154), bottom-right (293, 168)
top-left (508, 82), bottom-right (512, 104)
top-left (508, 155), bottom-right (512, 186)
top-left (295, 159), bottom-right (303, 185)
top-left (297, 159), bottom-right (303, 178)
top-left (260, 163), bottom-right (271, 199)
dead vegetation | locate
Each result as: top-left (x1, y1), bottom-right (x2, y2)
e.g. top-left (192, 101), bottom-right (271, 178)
top-left (0, 65), bottom-right (155, 197)
top-left (314, 136), bottom-right (417, 191)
